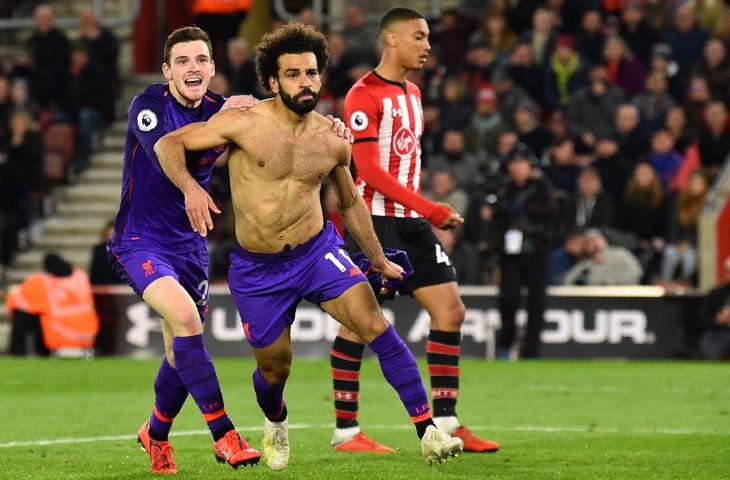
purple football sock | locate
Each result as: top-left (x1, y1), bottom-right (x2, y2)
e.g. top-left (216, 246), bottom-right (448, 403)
top-left (253, 368), bottom-right (287, 422)
top-left (172, 334), bottom-right (233, 438)
top-left (149, 356), bottom-right (188, 440)
top-left (369, 325), bottom-right (432, 423)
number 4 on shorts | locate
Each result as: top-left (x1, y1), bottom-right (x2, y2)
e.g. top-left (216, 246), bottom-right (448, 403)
top-left (435, 244), bottom-right (451, 266)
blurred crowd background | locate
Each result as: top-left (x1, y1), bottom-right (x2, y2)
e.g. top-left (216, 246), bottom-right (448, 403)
top-left (2, 0), bottom-right (730, 290)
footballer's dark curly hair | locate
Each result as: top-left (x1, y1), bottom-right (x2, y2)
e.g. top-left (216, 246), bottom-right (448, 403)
top-left (255, 23), bottom-right (329, 92)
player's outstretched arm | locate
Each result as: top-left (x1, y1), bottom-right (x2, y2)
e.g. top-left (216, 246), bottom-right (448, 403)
top-left (352, 141), bottom-right (463, 229)
top-left (154, 109), bottom-right (244, 237)
top-left (328, 145), bottom-right (403, 283)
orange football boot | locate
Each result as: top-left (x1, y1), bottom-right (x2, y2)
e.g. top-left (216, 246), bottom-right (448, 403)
top-left (451, 426), bottom-right (500, 452)
top-left (334, 432), bottom-right (396, 453)
top-left (137, 420), bottom-right (177, 474)
top-left (213, 430), bottom-right (261, 468)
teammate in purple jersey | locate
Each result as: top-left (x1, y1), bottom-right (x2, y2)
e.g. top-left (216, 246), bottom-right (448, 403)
top-left (155, 23), bottom-right (464, 470)
top-left (108, 27), bottom-right (261, 474)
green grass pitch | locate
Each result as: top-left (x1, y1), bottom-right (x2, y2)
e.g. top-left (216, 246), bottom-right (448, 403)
top-left (1, 358), bottom-right (729, 479)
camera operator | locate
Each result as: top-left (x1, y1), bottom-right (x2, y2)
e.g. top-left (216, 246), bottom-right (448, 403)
top-left (485, 143), bottom-right (557, 359)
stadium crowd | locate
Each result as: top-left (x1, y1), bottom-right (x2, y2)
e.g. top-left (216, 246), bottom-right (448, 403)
top-left (0, 5), bottom-right (119, 280)
top-left (2, 1), bottom-right (730, 291)
top-left (206, 1), bottom-right (730, 288)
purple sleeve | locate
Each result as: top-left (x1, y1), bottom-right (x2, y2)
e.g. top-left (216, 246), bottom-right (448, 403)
top-left (128, 93), bottom-right (168, 161)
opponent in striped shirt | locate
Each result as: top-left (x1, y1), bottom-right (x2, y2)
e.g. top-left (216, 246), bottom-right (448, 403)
top-left (330, 7), bottom-right (501, 454)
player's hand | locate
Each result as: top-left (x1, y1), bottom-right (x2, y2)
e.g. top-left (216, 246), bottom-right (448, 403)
top-left (222, 95), bottom-right (259, 110)
top-left (183, 182), bottom-right (221, 237)
top-left (326, 114), bottom-right (354, 143)
top-left (428, 203), bottom-right (464, 230)
top-left (370, 259), bottom-right (404, 294)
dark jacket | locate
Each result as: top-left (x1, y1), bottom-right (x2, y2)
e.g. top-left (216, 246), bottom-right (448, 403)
top-left (494, 175), bottom-right (557, 254)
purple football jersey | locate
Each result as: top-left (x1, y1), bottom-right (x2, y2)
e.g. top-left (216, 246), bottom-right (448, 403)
top-left (112, 83), bottom-right (227, 252)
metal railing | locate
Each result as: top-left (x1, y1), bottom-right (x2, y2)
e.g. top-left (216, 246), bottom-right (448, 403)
top-left (0, 0), bottom-right (140, 30)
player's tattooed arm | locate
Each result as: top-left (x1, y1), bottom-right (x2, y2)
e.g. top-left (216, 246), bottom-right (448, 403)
top-left (154, 109), bottom-right (245, 237)
top-left (328, 142), bottom-right (403, 282)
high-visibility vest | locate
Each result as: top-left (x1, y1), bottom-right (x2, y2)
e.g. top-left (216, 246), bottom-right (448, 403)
top-left (7, 268), bottom-right (99, 351)
top-left (192, 0), bottom-right (251, 15)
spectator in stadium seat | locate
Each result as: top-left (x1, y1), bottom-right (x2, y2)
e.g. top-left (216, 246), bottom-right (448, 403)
top-left (492, 68), bottom-right (532, 129)
top-left (664, 4), bottom-right (710, 87)
top-left (664, 105), bottom-right (693, 156)
top-left (603, 34), bottom-right (646, 97)
top-left (543, 137), bottom-right (580, 197)
top-left (659, 169), bottom-right (709, 284)
top-left (430, 9), bottom-right (477, 72)
top-left (428, 130), bottom-right (482, 192)
top-left (89, 220), bottom-right (124, 285)
top-left (6, 253), bottom-right (99, 357)
top-left (697, 100), bottom-right (730, 177)
top-left (649, 129), bottom-right (684, 192)
top-left (567, 64), bottom-right (625, 151)
top-left (513, 99), bottom-right (553, 160)
top-left (549, 228), bottom-right (586, 285)
top-left (469, 9), bottom-right (518, 61)
top-left (521, 7), bottom-right (558, 67)
top-left (341, 4), bottom-right (378, 65)
top-left (69, 43), bottom-right (114, 174)
top-left (683, 75), bottom-right (712, 133)
top-left (461, 43), bottom-right (495, 94)
top-left (633, 71), bottom-right (676, 139)
top-left (325, 32), bottom-right (366, 99)
top-left (78, 7), bottom-right (119, 104)
top-left (648, 42), bottom-right (683, 101)
top-left (26, 4), bottom-right (70, 114)
top-left (561, 167), bottom-right (615, 239)
top-left (693, 38), bottom-right (730, 104)
top-left (545, 34), bottom-right (589, 110)
top-left (619, 0), bottom-right (662, 66)
top-left (615, 103), bottom-right (649, 163)
top-left (563, 229), bottom-right (643, 285)
top-left (0, 109), bottom-right (43, 267)
top-left (576, 9), bottom-right (606, 65)
top-left (697, 257), bottom-right (730, 359)
top-left (223, 37), bottom-right (260, 97)
top-left (463, 86), bottom-right (508, 165)
top-left (424, 168), bottom-right (469, 217)
top-left (619, 162), bottom-right (668, 282)
top-left (508, 41), bottom-right (545, 106)
top-left (438, 77), bottom-right (473, 133)
top-left (592, 135), bottom-right (632, 203)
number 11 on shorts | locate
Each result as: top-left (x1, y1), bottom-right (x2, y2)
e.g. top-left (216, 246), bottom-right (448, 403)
top-left (325, 249), bottom-right (356, 273)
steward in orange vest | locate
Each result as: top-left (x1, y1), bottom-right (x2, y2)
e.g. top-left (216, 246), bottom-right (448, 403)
top-left (6, 253), bottom-right (99, 354)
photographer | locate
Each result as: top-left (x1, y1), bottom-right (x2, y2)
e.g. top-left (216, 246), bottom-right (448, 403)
top-left (485, 144), bottom-right (557, 359)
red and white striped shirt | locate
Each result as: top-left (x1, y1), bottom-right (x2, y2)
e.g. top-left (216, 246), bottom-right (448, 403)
top-left (345, 71), bottom-right (424, 218)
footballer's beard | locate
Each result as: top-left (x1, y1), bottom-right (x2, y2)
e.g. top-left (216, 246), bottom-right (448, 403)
top-left (279, 86), bottom-right (320, 115)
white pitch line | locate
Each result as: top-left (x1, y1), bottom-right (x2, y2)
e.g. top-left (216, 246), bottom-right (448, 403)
top-left (1, 423), bottom-right (726, 449)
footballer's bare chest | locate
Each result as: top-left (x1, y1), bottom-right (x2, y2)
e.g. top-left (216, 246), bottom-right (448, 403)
top-left (241, 127), bottom-right (337, 182)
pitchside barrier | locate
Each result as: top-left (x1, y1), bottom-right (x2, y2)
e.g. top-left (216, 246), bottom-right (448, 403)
top-left (93, 285), bottom-right (703, 360)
